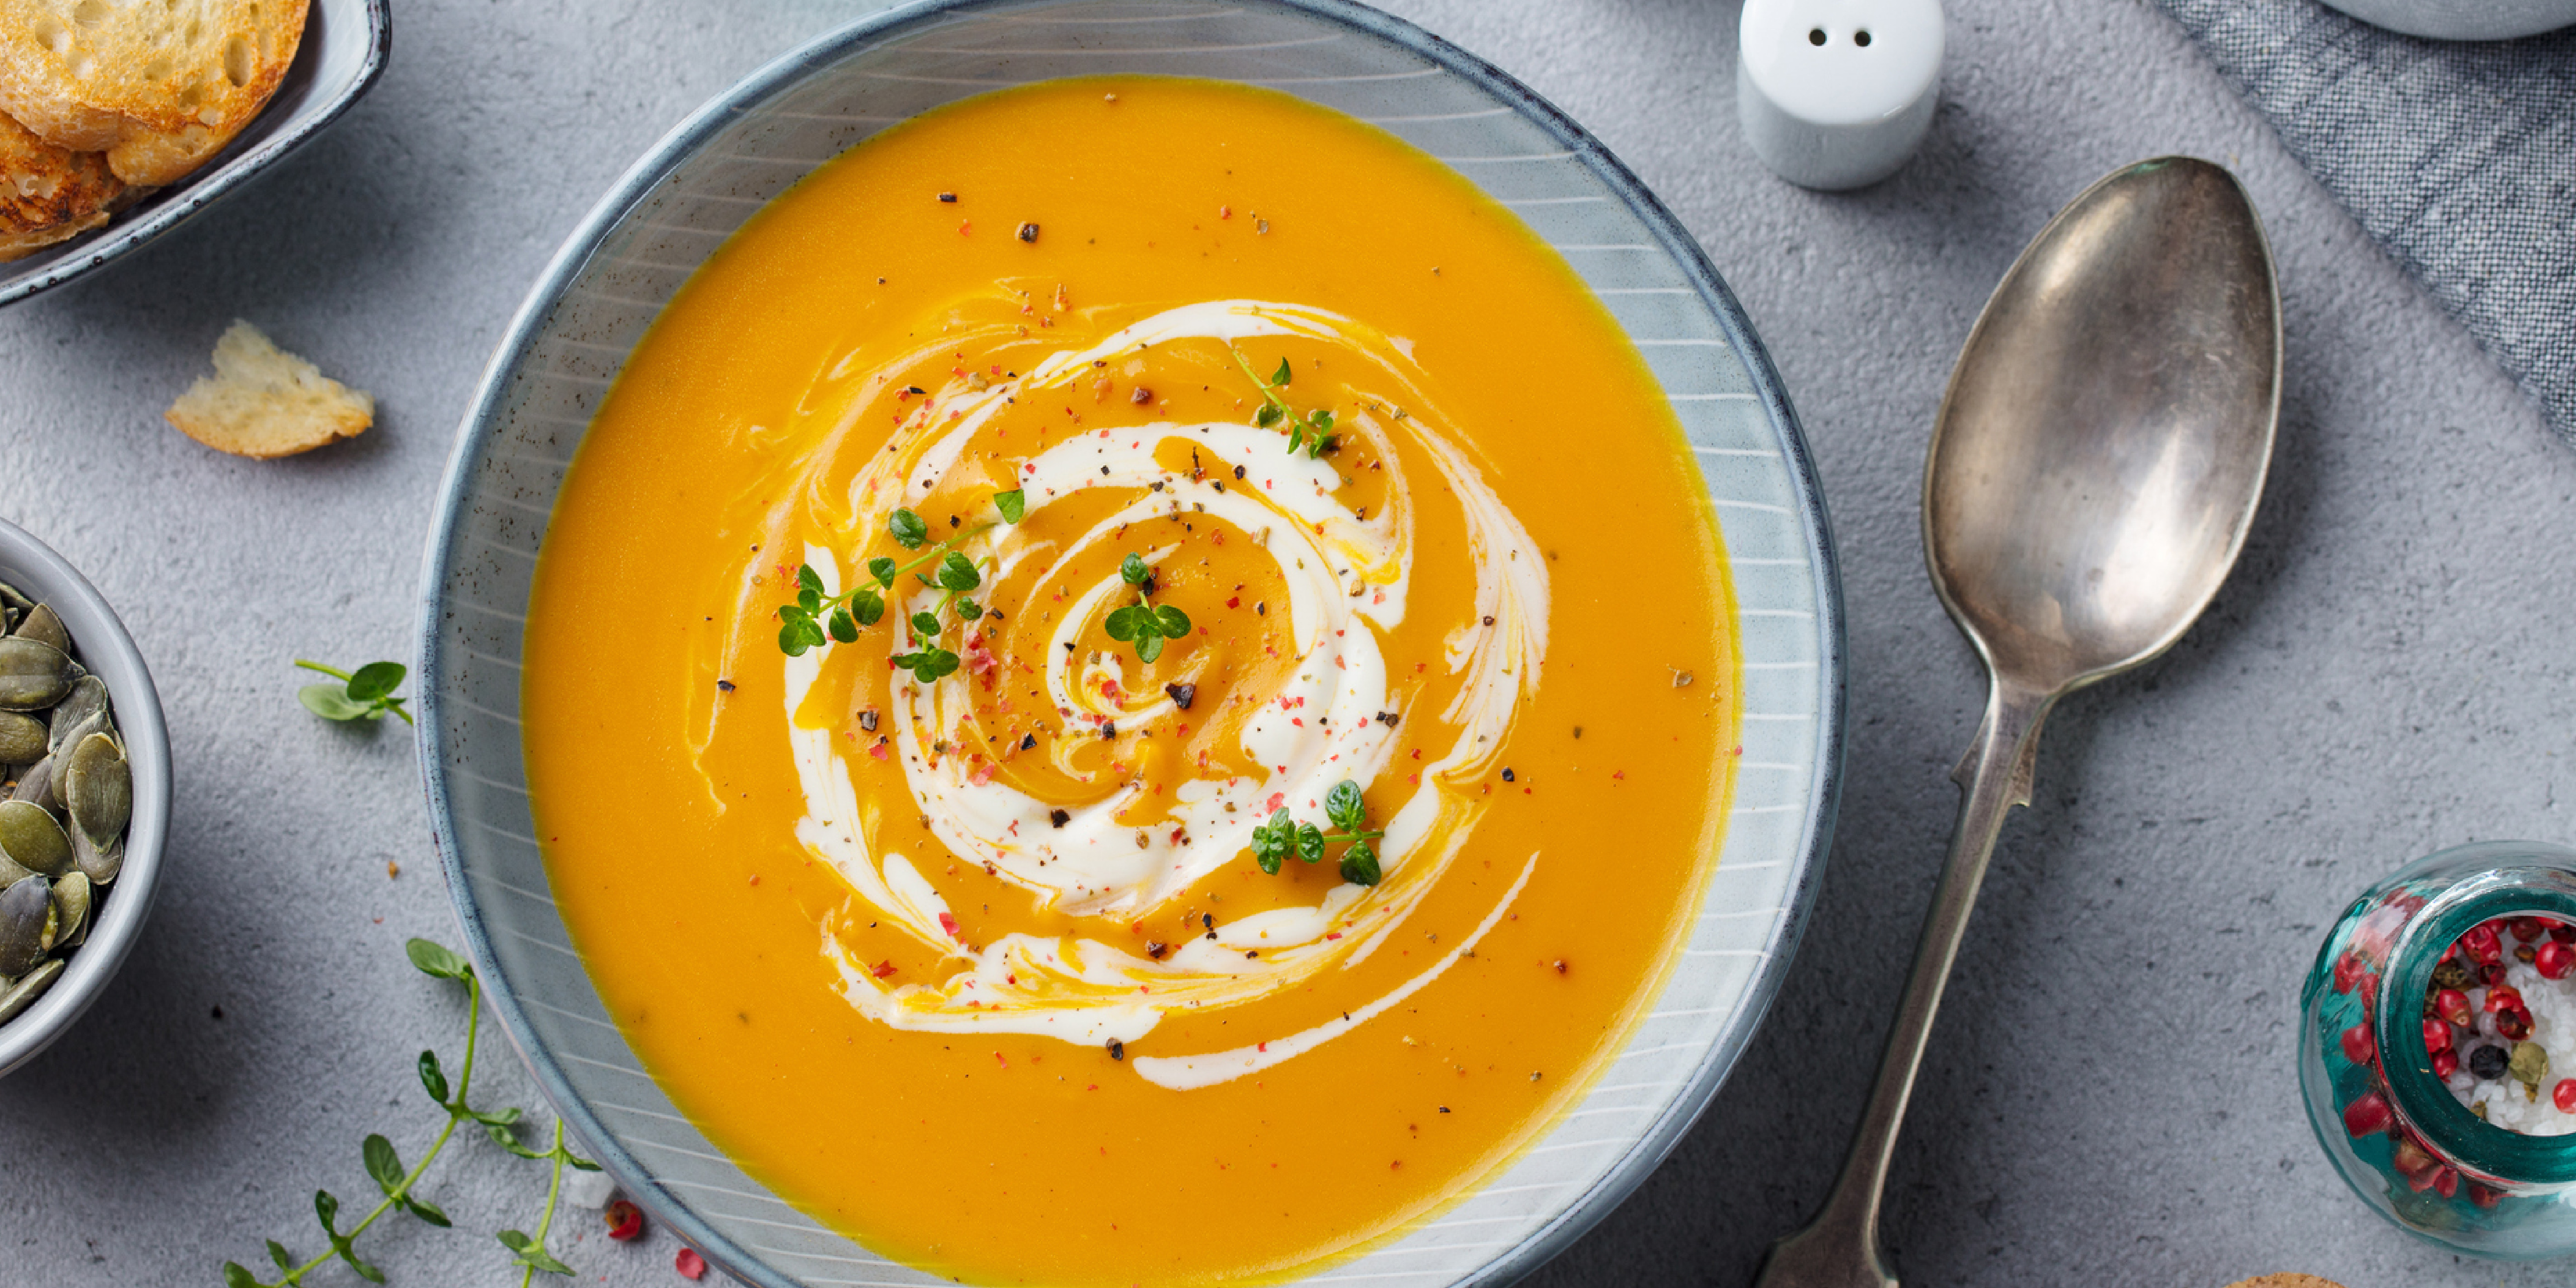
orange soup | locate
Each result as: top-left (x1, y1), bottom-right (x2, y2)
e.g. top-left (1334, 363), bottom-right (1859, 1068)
top-left (524, 75), bottom-right (1740, 1286)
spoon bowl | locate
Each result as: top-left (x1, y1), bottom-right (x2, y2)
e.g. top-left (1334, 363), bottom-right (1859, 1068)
top-left (1758, 155), bottom-right (2278, 1288)
top-left (1928, 155), bottom-right (2281, 692)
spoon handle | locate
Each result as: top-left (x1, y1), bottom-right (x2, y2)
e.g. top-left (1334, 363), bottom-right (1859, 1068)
top-left (1755, 677), bottom-right (2051, 1288)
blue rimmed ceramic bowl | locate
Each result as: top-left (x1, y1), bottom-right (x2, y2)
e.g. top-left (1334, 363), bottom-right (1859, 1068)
top-left (419, 3), bottom-right (1843, 1284)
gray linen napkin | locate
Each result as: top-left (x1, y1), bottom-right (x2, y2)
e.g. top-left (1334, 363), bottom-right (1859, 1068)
top-left (2154, 0), bottom-right (2575, 448)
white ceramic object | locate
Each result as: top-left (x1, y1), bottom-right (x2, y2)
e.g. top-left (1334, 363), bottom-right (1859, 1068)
top-left (1737, 0), bottom-right (1944, 191)
top-left (2315, 0), bottom-right (2576, 39)
top-left (0, 519), bottom-right (171, 1078)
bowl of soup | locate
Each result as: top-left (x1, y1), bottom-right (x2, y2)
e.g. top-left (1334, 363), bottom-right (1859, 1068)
top-left (420, 2), bottom-right (1842, 1284)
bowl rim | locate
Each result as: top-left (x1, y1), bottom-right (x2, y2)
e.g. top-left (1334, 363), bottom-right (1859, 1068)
top-left (0, 0), bottom-right (393, 310)
top-left (0, 517), bottom-right (174, 1078)
top-left (417, 1), bottom-right (1845, 1282)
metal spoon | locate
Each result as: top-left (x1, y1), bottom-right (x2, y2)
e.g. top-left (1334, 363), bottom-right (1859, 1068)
top-left (1756, 156), bottom-right (2280, 1288)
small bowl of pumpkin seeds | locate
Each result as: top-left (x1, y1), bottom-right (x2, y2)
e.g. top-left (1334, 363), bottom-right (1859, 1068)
top-left (0, 517), bottom-right (168, 1078)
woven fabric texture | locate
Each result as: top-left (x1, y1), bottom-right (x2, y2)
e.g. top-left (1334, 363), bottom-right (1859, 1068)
top-left (2157, 0), bottom-right (2575, 447)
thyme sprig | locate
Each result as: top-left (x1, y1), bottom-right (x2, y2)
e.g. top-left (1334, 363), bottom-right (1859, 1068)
top-left (1102, 552), bottom-right (1191, 664)
top-left (220, 940), bottom-right (598, 1288)
top-left (1251, 780), bottom-right (1385, 886)
top-left (776, 490), bottom-right (1025, 682)
top-left (1233, 349), bottom-right (1336, 458)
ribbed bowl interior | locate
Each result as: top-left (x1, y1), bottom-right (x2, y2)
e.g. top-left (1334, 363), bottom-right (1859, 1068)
top-left (420, 3), bottom-right (1841, 1284)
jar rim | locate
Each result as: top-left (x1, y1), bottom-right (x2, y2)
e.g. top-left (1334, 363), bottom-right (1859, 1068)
top-left (2374, 852), bottom-right (2576, 1187)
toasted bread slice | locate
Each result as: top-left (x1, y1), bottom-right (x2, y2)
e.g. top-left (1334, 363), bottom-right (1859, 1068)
top-left (0, 0), bottom-right (308, 187)
top-left (0, 105), bottom-right (121, 260)
top-left (166, 320), bottom-right (373, 458)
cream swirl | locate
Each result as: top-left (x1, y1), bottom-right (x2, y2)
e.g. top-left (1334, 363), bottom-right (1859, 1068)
top-left (778, 300), bottom-right (1548, 1087)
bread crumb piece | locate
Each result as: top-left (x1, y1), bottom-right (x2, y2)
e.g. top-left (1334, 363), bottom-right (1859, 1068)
top-left (166, 321), bottom-right (374, 458)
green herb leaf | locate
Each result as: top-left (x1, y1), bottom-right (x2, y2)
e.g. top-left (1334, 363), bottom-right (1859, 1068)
top-left (829, 607), bottom-right (859, 644)
top-left (1325, 781), bottom-right (1365, 832)
top-left (362, 1135), bottom-right (404, 1195)
top-left (266, 1240), bottom-right (295, 1272)
top-left (892, 649), bottom-right (960, 683)
top-left (400, 1194), bottom-right (451, 1229)
top-left (851, 589), bottom-right (886, 627)
top-left (956, 598), bottom-right (982, 622)
top-left (910, 611), bottom-right (943, 636)
top-left (1121, 553), bottom-right (1151, 587)
top-left (298, 684), bottom-right (372, 721)
top-left (1135, 633), bottom-right (1165, 664)
top-left (497, 1230), bottom-right (575, 1276)
top-left (994, 489), bottom-right (1027, 524)
top-left (1252, 809), bottom-right (1292, 875)
top-left (1295, 823), bottom-right (1325, 863)
top-left (418, 1050), bottom-right (449, 1103)
top-left (797, 565), bottom-right (826, 599)
top-left (405, 939), bottom-right (470, 981)
top-left (1340, 840), bottom-right (1382, 887)
top-left (777, 620), bottom-right (813, 657)
top-left (1310, 410), bottom-right (1334, 434)
top-left (1271, 358), bottom-right (1293, 386)
top-left (345, 662), bottom-right (407, 704)
top-left (868, 556), bottom-right (898, 588)
top-left (937, 551), bottom-right (982, 592)
top-left (222, 1262), bottom-right (264, 1288)
top-left (890, 509), bottom-right (930, 549)
top-left (1255, 402), bottom-right (1282, 428)
top-left (1103, 606), bottom-right (1143, 642)
top-left (1153, 605), bottom-right (1191, 637)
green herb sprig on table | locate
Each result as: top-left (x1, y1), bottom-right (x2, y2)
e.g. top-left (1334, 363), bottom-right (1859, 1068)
top-left (1233, 350), bottom-right (1336, 458)
top-left (295, 661), bottom-right (413, 725)
top-left (1101, 552), bottom-right (1191, 664)
top-left (775, 490), bottom-right (1025, 682)
top-left (220, 939), bottom-right (598, 1288)
top-left (1250, 779), bottom-right (1385, 886)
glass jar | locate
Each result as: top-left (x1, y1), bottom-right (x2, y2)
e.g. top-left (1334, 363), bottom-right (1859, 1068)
top-left (2299, 841), bottom-right (2576, 1259)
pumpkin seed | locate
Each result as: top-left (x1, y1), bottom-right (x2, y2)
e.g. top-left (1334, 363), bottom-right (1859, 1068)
top-left (0, 581), bottom-right (30, 618)
top-left (0, 874), bottom-right (53, 977)
top-left (49, 870), bottom-right (88, 950)
top-left (10, 603), bottom-right (67, 654)
top-left (49, 708), bottom-right (105, 770)
top-left (0, 956), bottom-right (63, 1024)
top-left (0, 637), bottom-right (74, 711)
top-left (71, 826), bottom-right (121, 886)
top-left (0, 712), bottom-right (45, 765)
top-left (0, 798), bottom-right (71, 877)
top-left (62, 732), bottom-right (128, 852)
top-left (0, 843), bottom-right (32, 887)
top-left (46, 676), bottom-right (107, 754)
top-left (11, 753), bottom-right (56, 815)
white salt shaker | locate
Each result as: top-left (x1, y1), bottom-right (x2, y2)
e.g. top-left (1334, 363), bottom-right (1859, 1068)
top-left (1736, 0), bottom-right (1945, 191)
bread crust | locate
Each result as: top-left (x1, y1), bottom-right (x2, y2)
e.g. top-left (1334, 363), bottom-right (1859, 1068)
top-left (0, 0), bottom-right (309, 187)
top-left (0, 104), bottom-right (120, 262)
top-left (165, 319), bottom-right (373, 459)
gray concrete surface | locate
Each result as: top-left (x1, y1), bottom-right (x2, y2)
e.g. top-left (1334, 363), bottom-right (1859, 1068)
top-left (3, 1), bottom-right (2571, 1284)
